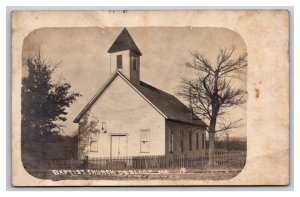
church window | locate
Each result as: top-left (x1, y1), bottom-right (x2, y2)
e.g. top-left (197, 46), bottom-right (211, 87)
top-left (117, 55), bottom-right (122, 69)
top-left (140, 129), bottom-right (150, 153)
top-left (90, 133), bottom-right (99, 152)
top-left (90, 141), bottom-right (98, 152)
top-left (133, 57), bottom-right (137, 70)
top-left (180, 130), bottom-right (184, 152)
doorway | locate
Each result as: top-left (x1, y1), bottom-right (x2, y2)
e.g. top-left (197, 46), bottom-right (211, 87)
top-left (110, 135), bottom-right (127, 158)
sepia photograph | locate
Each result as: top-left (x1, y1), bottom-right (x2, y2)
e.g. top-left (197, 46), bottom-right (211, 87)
top-left (11, 10), bottom-right (289, 186)
top-left (21, 26), bottom-right (247, 181)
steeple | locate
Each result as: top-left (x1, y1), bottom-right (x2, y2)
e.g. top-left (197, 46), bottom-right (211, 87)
top-left (107, 28), bottom-right (142, 84)
top-left (108, 28), bottom-right (142, 56)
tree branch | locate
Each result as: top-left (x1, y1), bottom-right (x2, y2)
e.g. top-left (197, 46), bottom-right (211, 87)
top-left (215, 119), bottom-right (243, 132)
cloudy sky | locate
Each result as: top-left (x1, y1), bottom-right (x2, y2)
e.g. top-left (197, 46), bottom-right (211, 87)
top-left (22, 27), bottom-right (247, 138)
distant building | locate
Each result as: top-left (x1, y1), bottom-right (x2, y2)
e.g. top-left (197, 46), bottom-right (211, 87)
top-left (74, 28), bottom-right (207, 158)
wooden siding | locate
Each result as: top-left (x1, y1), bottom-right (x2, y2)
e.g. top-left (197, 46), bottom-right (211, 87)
top-left (79, 75), bottom-right (165, 158)
top-left (165, 120), bottom-right (206, 156)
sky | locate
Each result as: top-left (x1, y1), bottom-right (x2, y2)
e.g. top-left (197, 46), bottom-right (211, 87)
top-left (22, 27), bottom-right (247, 138)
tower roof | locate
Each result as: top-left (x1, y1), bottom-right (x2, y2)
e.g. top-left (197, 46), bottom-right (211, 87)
top-left (107, 28), bottom-right (142, 56)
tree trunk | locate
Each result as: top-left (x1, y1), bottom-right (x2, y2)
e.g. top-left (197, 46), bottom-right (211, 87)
top-left (208, 132), bottom-right (216, 167)
top-left (207, 112), bottom-right (217, 167)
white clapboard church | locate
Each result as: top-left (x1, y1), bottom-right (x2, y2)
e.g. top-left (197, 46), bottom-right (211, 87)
top-left (74, 28), bottom-right (207, 159)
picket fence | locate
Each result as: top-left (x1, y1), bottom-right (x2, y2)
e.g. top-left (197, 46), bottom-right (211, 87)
top-left (48, 151), bottom-right (246, 170)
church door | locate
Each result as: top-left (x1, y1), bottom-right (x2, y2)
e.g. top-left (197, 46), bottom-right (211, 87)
top-left (111, 135), bottom-right (127, 158)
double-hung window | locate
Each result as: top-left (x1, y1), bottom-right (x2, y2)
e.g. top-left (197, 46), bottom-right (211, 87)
top-left (140, 130), bottom-right (150, 153)
top-left (90, 132), bottom-right (99, 152)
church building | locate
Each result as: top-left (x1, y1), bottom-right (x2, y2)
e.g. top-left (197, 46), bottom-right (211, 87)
top-left (74, 28), bottom-right (207, 158)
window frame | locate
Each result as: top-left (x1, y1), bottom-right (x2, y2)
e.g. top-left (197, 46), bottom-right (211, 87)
top-left (90, 141), bottom-right (98, 152)
top-left (140, 129), bottom-right (150, 153)
top-left (202, 133), bottom-right (205, 149)
top-left (132, 57), bottom-right (138, 71)
top-left (180, 130), bottom-right (184, 152)
top-left (117, 55), bottom-right (123, 69)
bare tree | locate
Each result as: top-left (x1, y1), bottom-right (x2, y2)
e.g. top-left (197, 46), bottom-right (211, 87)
top-left (177, 46), bottom-right (247, 166)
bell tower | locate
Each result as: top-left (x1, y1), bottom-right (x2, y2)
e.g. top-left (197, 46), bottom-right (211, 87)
top-left (107, 28), bottom-right (142, 84)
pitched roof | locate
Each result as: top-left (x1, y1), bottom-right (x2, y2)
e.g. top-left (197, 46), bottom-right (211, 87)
top-left (73, 71), bottom-right (207, 127)
top-left (107, 28), bottom-right (142, 56)
top-left (132, 81), bottom-right (207, 127)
